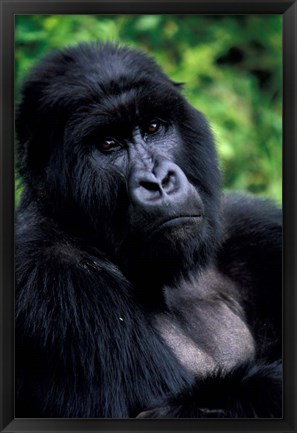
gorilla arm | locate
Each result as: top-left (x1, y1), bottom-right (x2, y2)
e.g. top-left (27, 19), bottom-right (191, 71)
top-left (137, 361), bottom-right (282, 418)
top-left (15, 217), bottom-right (192, 418)
top-left (16, 235), bottom-right (135, 417)
top-left (217, 193), bottom-right (282, 361)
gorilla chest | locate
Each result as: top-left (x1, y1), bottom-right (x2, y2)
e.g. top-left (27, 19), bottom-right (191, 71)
top-left (154, 301), bottom-right (255, 376)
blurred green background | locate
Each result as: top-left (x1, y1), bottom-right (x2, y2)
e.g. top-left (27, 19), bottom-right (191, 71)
top-left (15, 15), bottom-right (282, 204)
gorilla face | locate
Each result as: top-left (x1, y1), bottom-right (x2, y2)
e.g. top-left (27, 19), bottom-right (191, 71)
top-left (17, 43), bottom-right (221, 282)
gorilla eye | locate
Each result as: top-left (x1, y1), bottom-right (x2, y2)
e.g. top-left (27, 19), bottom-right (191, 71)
top-left (146, 120), bottom-right (160, 134)
top-left (98, 137), bottom-right (119, 152)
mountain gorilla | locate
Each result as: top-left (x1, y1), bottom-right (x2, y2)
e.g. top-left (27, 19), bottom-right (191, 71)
top-left (15, 42), bottom-right (282, 418)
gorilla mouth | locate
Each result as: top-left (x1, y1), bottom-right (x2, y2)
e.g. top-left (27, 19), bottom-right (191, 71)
top-left (150, 215), bottom-right (203, 237)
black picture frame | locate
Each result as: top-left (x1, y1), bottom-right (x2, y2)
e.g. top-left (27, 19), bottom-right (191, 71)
top-left (1, 1), bottom-right (296, 432)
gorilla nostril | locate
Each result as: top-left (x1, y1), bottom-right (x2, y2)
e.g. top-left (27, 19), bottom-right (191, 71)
top-left (161, 175), bottom-right (169, 189)
top-left (161, 171), bottom-right (175, 189)
top-left (139, 180), bottom-right (160, 192)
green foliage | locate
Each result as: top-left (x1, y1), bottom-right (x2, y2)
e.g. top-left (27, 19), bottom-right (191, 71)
top-left (15, 15), bottom-right (282, 204)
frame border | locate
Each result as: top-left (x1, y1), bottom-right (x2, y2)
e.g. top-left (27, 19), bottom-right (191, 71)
top-left (1, 1), bottom-right (296, 432)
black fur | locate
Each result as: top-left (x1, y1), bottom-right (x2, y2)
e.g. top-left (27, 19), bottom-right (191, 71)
top-left (15, 42), bottom-right (282, 418)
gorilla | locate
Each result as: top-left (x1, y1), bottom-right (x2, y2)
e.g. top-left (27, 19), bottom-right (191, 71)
top-left (15, 42), bottom-right (282, 418)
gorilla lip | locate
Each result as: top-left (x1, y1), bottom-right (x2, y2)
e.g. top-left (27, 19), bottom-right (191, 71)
top-left (151, 215), bottom-right (203, 235)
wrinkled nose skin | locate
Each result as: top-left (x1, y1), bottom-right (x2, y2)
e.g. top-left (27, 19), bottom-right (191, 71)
top-left (129, 160), bottom-right (195, 211)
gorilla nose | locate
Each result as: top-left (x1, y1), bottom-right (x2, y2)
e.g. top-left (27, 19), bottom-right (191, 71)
top-left (129, 160), bottom-right (189, 208)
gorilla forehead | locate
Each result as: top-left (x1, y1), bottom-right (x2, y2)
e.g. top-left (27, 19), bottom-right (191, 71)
top-left (85, 84), bottom-right (182, 127)
top-left (73, 49), bottom-right (182, 122)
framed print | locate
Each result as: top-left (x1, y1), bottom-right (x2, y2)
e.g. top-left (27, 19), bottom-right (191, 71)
top-left (1, 1), bottom-right (296, 432)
